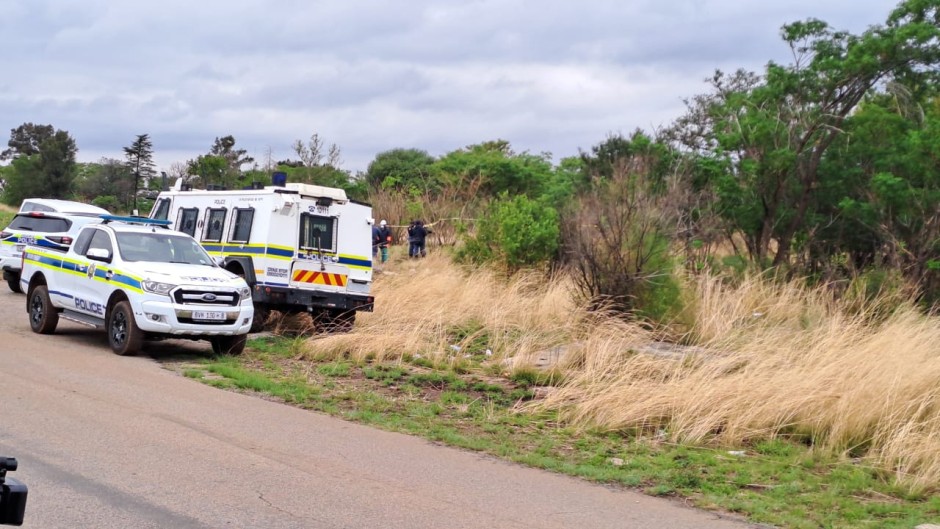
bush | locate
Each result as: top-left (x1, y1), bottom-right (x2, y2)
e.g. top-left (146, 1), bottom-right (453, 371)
top-left (91, 195), bottom-right (121, 212)
top-left (561, 167), bottom-right (684, 325)
top-left (457, 194), bottom-right (559, 273)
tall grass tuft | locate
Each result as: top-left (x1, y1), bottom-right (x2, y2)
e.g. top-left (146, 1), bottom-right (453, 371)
top-left (536, 274), bottom-right (940, 492)
top-left (298, 252), bottom-right (656, 372)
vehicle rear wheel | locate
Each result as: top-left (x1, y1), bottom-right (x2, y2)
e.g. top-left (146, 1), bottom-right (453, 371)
top-left (108, 301), bottom-right (143, 356)
top-left (7, 274), bottom-right (22, 293)
top-left (28, 285), bottom-right (58, 334)
top-left (211, 334), bottom-right (247, 356)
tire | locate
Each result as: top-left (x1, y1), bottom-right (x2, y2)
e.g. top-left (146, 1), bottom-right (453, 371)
top-left (7, 274), bottom-right (22, 294)
top-left (28, 285), bottom-right (58, 334)
top-left (211, 334), bottom-right (247, 356)
top-left (108, 301), bottom-right (143, 356)
top-left (249, 306), bottom-right (269, 333)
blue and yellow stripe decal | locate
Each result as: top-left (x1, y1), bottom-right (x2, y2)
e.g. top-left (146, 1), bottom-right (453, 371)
top-left (23, 248), bottom-right (143, 293)
top-left (1, 236), bottom-right (68, 251)
top-left (202, 243), bottom-right (295, 261)
top-left (202, 243), bottom-right (373, 271)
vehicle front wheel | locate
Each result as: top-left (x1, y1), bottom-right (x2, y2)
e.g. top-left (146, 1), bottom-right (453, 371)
top-left (28, 285), bottom-right (58, 334)
top-left (7, 274), bottom-right (22, 293)
top-left (108, 301), bottom-right (143, 356)
top-left (210, 334), bottom-right (247, 356)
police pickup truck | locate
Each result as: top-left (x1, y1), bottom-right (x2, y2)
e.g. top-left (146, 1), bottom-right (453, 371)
top-left (20, 216), bottom-right (254, 356)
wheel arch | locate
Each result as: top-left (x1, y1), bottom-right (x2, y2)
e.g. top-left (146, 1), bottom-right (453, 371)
top-left (26, 273), bottom-right (48, 307)
top-left (223, 256), bottom-right (257, 285)
top-left (104, 290), bottom-right (130, 323)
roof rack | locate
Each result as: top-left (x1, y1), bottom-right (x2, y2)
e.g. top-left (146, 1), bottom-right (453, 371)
top-left (100, 215), bottom-right (171, 227)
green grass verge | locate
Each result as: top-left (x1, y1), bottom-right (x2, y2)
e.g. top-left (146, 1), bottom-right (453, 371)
top-left (170, 336), bottom-right (940, 529)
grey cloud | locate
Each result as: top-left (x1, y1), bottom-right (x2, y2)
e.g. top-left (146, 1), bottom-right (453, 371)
top-left (0, 0), bottom-right (902, 174)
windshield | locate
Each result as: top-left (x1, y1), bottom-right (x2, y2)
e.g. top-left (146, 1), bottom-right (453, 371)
top-left (116, 232), bottom-right (216, 266)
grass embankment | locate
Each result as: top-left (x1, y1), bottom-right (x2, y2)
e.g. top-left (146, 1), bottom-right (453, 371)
top-left (174, 252), bottom-right (940, 529)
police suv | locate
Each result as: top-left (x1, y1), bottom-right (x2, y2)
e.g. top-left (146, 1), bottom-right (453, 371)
top-left (1, 201), bottom-right (109, 293)
top-left (20, 215), bottom-right (254, 356)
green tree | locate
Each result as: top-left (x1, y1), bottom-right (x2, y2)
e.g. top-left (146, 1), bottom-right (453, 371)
top-left (365, 148), bottom-right (436, 191)
top-left (75, 159), bottom-right (134, 211)
top-left (123, 134), bottom-right (156, 210)
top-left (1, 129), bottom-right (78, 206)
top-left (457, 194), bottom-right (560, 274)
top-left (672, 0), bottom-right (940, 267)
top-left (211, 135), bottom-right (254, 183)
top-left (433, 140), bottom-right (554, 199)
top-left (187, 155), bottom-right (230, 189)
top-left (1, 123), bottom-right (54, 161)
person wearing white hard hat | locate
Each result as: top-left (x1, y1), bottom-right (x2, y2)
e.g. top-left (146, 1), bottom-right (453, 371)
top-left (377, 220), bottom-right (392, 263)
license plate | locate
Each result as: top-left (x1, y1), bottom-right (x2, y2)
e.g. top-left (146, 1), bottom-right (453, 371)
top-left (192, 311), bottom-right (226, 321)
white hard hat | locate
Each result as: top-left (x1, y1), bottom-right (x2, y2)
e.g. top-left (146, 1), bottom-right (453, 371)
top-left (380, 220), bottom-right (387, 226)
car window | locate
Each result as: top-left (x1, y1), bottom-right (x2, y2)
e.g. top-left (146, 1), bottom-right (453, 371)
top-left (87, 230), bottom-right (113, 255)
top-left (8, 215), bottom-right (71, 233)
top-left (72, 229), bottom-right (95, 255)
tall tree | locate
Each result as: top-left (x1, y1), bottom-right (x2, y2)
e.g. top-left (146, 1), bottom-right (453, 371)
top-left (365, 148), bottom-right (435, 190)
top-left (123, 134), bottom-right (156, 210)
top-left (210, 135), bottom-right (254, 172)
top-left (671, 0), bottom-right (940, 267)
top-left (1, 123), bottom-right (54, 161)
top-left (1, 129), bottom-right (78, 205)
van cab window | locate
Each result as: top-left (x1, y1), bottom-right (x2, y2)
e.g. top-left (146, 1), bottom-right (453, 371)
top-left (152, 198), bottom-right (171, 221)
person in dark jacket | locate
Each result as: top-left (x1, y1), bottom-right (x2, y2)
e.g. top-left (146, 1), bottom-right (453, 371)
top-left (407, 220), bottom-right (429, 258)
top-left (371, 220), bottom-right (381, 260)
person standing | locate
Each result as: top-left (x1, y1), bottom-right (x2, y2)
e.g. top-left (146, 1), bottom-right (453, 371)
top-left (407, 220), bottom-right (429, 258)
top-left (377, 220), bottom-right (392, 263)
top-left (371, 220), bottom-right (381, 261)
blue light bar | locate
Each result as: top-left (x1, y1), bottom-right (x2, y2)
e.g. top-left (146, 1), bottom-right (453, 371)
top-left (100, 215), bottom-right (172, 226)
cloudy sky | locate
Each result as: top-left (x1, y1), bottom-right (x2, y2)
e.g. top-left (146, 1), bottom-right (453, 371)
top-left (1, 0), bottom-right (900, 175)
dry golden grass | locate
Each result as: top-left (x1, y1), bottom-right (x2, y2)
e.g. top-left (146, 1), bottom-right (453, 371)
top-left (538, 274), bottom-right (940, 492)
top-left (297, 254), bottom-right (940, 490)
top-left (296, 248), bottom-right (656, 372)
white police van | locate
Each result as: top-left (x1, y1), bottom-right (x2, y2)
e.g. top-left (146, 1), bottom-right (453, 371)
top-left (149, 178), bottom-right (374, 332)
top-left (20, 215), bottom-right (254, 356)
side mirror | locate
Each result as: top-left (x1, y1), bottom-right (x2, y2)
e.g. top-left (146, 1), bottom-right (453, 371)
top-left (213, 256), bottom-right (225, 267)
top-left (86, 248), bottom-right (112, 263)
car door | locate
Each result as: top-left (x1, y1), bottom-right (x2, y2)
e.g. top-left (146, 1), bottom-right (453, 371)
top-left (70, 228), bottom-right (112, 319)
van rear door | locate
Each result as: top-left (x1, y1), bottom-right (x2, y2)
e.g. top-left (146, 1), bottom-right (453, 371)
top-left (290, 213), bottom-right (348, 294)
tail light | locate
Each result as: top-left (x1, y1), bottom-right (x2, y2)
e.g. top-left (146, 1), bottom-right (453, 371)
top-left (46, 235), bottom-right (74, 245)
top-left (26, 212), bottom-right (45, 217)
top-left (0, 231), bottom-right (10, 239)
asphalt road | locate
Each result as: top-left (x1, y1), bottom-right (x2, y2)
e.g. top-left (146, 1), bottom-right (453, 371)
top-left (0, 288), bottom-right (759, 529)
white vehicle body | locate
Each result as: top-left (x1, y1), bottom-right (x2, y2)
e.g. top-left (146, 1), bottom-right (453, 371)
top-left (20, 216), bottom-right (254, 355)
top-left (149, 180), bottom-right (374, 330)
top-left (1, 210), bottom-right (106, 293)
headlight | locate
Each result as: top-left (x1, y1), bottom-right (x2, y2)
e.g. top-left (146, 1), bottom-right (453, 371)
top-left (237, 286), bottom-right (252, 300)
top-left (142, 280), bottom-right (176, 296)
